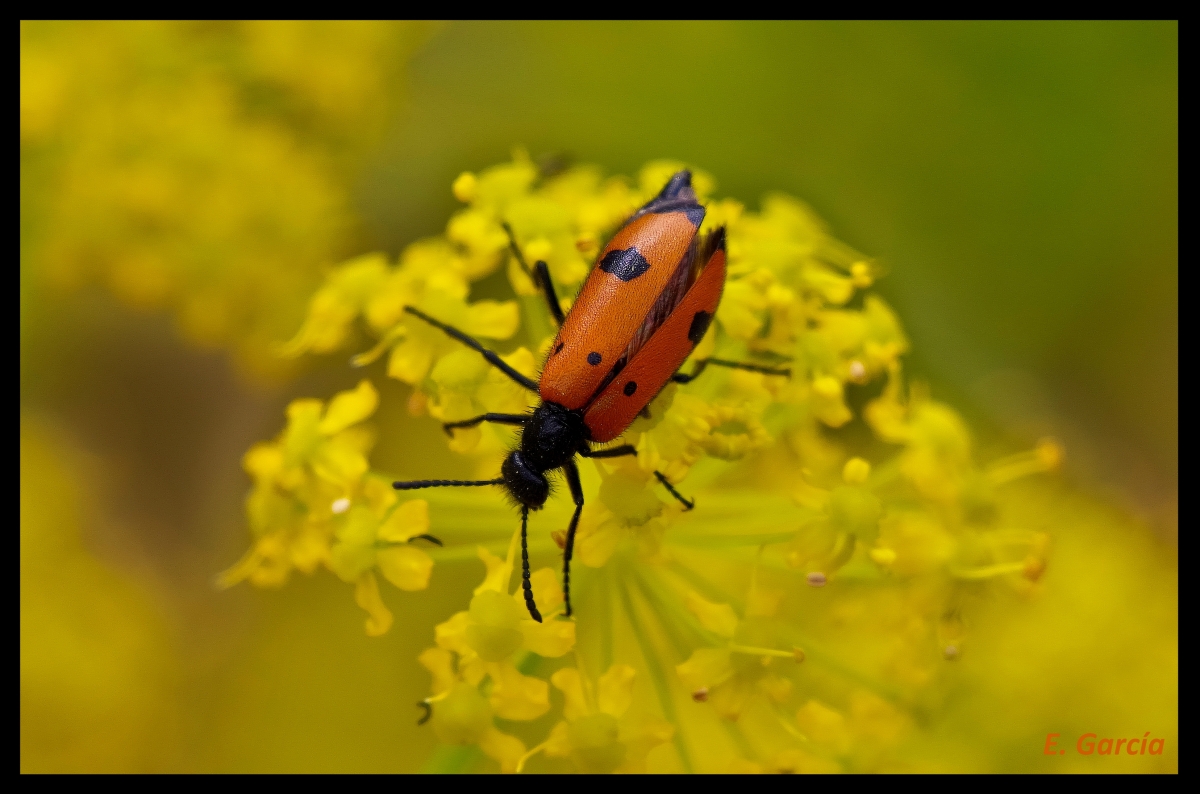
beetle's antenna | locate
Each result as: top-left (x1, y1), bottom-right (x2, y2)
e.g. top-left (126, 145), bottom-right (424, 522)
top-left (520, 504), bottom-right (543, 623)
top-left (402, 306), bottom-right (539, 392)
top-left (393, 478), bottom-right (504, 490)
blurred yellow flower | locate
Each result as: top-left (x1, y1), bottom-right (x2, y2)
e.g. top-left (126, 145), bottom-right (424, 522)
top-left (20, 21), bottom-right (434, 378)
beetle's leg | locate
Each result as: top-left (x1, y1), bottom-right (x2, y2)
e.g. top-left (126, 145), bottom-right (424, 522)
top-left (579, 444), bottom-right (638, 459)
top-left (654, 470), bottom-right (695, 511)
top-left (402, 306), bottom-right (538, 392)
top-left (520, 504), bottom-right (542, 623)
top-left (502, 222), bottom-right (565, 326)
top-left (671, 357), bottom-right (791, 384)
top-left (581, 446), bottom-right (694, 511)
top-left (441, 412), bottom-right (528, 437)
top-left (562, 460), bottom-right (585, 617)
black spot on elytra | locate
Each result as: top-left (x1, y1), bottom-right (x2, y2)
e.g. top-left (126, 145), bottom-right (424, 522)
top-left (599, 248), bottom-right (651, 282)
top-left (688, 310), bottom-right (712, 344)
top-left (554, 343), bottom-right (564, 355)
top-left (587, 351), bottom-right (601, 366)
top-left (623, 381), bottom-right (638, 396)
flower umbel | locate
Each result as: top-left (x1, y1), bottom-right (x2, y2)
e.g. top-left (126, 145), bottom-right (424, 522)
top-left (227, 157), bottom-right (1070, 772)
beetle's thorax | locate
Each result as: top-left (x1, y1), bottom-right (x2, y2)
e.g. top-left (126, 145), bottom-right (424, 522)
top-left (520, 401), bottom-right (588, 473)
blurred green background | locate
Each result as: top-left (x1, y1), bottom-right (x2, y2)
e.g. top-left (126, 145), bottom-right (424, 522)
top-left (21, 21), bottom-right (1176, 772)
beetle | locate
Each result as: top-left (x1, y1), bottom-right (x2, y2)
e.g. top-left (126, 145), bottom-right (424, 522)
top-left (394, 171), bottom-right (789, 622)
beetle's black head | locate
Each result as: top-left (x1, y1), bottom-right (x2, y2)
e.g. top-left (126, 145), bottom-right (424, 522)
top-left (501, 450), bottom-right (550, 510)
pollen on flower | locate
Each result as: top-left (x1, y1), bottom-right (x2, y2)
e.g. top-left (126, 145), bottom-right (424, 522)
top-left (848, 359), bottom-right (868, 383)
top-left (806, 572), bottom-right (828, 587)
top-left (331, 497), bottom-right (351, 514)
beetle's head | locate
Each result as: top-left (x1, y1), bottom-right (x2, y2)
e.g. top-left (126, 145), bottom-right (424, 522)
top-left (501, 450), bottom-right (550, 510)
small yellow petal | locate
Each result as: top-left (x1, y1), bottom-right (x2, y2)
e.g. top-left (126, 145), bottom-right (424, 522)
top-left (518, 617), bottom-right (576, 658)
top-left (452, 171), bottom-right (477, 203)
top-left (514, 567), bottom-right (562, 615)
top-left (488, 662), bottom-right (550, 721)
top-left (377, 545), bottom-right (433, 591)
top-left (434, 610), bottom-right (472, 655)
top-left (596, 664), bottom-right (636, 718)
top-left (550, 667), bottom-right (590, 721)
top-left (675, 648), bottom-right (734, 692)
top-left (842, 456), bottom-right (871, 485)
top-left (479, 727), bottom-right (526, 774)
top-left (685, 592), bottom-right (740, 639)
top-left (354, 572), bottom-right (393, 637)
top-left (377, 499), bottom-right (429, 543)
top-left (543, 721), bottom-right (573, 757)
top-left (474, 545), bottom-right (513, 595)
top-left (387, 338), bottom-right (435, 384)
top-left (242, 442), bottom-right (283, 483)
top-left (461, 299), bottom-right (520, 340)
top-left (319, 379), bottom-right (379, 435)
top-left (417, 647), bottom-right (458, 696)
top-left (465, 590), bottom-right (525, 662)
top-left (795, 700), bottom-right (851, 754)
top-left (431, 683), bottom-right (493, 745)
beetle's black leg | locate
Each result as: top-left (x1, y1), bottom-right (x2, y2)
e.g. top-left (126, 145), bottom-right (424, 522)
top-left (580, 445), bottom-right (693, 509)
top-left (654, 470), bottom-right (695, 511)
top-left (671, 357), bottom-right (791, 384)
top-left (416, 701), bottom-right (432, 725)
top-left (402, 306), bottom-right (539, 392)
top-left (441, 412), bottom-right (528, 437)
top-left (562, 460), bottom-right (585, 617)
top-left (520, 504), bottom-right (542, 623)
top-left (502, 222), bottom-right (565, 326)
top-left (579, 444), bottom-right (638, 459)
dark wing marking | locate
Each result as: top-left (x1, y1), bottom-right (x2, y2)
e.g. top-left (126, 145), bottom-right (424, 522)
top-left (598, 247), bottom-right (652, 281)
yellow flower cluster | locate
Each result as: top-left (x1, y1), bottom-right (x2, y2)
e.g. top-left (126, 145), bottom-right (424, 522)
top-left (228, 156), bottom-right (1068, 772)
top-left (218, 379), bottom-right (439, 636)
top-left (20, 21), bottom-right (432, 377)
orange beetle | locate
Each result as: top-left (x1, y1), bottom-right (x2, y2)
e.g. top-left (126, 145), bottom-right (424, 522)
top-left (395, 172), bottom-right (788, 621)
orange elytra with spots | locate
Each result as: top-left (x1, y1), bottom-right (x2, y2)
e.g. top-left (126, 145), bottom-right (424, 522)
top-left (540, 171), bottom-right (725, 440)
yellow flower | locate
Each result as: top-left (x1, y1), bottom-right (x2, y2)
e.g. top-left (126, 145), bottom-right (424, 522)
top-left (417, 647), bottom-right (528, 773)
top-left (230, 158), bottom-right (1175, 773)
top-left (21, 21), bottom-right (432, 378)
top-left (434, 533), bottom-right (576, 670)
top-left (220, 379), bottom-right (442, 635)
top-left (675, 573), bottom-right (799, 721)
top-left (519, 664), bottom-right (673, 773)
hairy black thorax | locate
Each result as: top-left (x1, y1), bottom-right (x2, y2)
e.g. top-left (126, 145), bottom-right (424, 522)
top-left (500, 402), bottom-right (589, 510)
